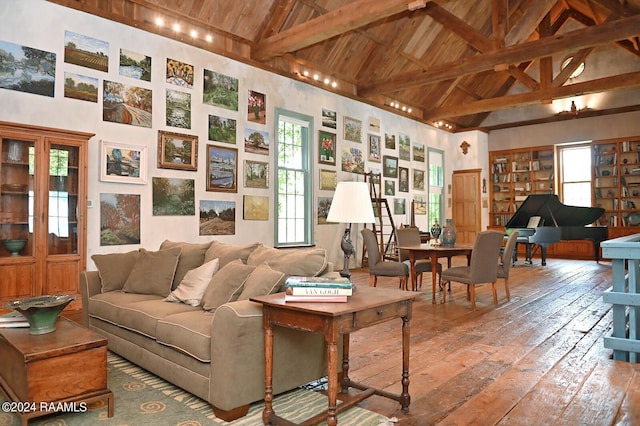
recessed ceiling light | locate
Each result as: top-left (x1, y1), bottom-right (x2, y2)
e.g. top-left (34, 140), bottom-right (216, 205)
top-left (173, 23), bottom-right (180, 32)
top-left (205, 34), bottom-right (213, 42)
top-left (155, 18), bottom-right (164, 26)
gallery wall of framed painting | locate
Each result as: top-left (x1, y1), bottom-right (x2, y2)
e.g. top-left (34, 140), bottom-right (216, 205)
top-left (0, 1), bottom-right (487, 266)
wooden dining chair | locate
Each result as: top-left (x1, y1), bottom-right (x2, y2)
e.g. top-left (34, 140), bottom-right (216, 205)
top-left (497, 230), bottom-right (519, 301)
top-left (440, 230), bottom-right (505, 310)
top-left (395, 227), bottom-right (442, 291)
top-left (361, 228), bottom-right (409, 290)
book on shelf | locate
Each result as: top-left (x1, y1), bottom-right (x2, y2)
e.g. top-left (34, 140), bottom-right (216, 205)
top-left (286, 286), bottom-right (353, 296)
top-left (284, 276), bottom-right (353, 289)
top-left (284, 294), bottom-right (348, 303)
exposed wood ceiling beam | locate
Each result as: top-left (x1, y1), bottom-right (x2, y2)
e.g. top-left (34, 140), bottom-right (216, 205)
top-left (423, 71), bottom-right (640, 120)
top-left (252, 0), bottom-right (427, 61)
top-left (359, 14), bottom-right (640, 97)
top-left (503, 0), bottom-right (556, 46)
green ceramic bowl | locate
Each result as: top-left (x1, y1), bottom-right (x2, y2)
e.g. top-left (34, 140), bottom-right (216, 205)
top-left (3, 239), bottom-right (27, 256)
top-left (4, 295), bottom-right (75, 335)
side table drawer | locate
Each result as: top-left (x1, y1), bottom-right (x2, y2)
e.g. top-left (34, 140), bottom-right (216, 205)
top-left (353, 301), bottom-right (410, 328)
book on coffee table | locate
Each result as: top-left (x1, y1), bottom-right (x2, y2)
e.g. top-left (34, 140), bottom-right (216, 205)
top-left (0, 311), bottom-right (29, 328)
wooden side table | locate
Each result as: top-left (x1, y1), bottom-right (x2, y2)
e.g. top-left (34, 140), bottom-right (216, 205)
top-left (252, 286), bottom-right (419, 426)
top-left (0, 317), bottom-right (113, 425)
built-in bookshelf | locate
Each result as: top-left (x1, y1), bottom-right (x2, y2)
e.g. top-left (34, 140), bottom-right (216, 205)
top-left (489, 146), bottom-right (554, 227)
top-left (592, 137), bottom-right (640, 231)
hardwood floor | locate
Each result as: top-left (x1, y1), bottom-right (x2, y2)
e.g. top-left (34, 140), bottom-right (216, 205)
top-left (63, 257), bottom-right (639, 425)
top-left (343, 257), bottom-right (640, 425)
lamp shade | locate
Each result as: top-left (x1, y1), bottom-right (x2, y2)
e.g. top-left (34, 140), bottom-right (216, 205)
top-left (326, 181), bottom-right (375, 224)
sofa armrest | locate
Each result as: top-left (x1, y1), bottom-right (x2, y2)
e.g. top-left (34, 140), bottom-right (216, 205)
top-left (209, 299), bottom-right (328, 411)
top-left (80, 271), bottom-right (102, 327)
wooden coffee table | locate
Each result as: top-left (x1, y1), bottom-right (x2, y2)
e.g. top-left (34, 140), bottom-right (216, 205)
top-left (252, 286), bottom-right (419, 426)
top-left (0, 317), bottom-right (113, 425)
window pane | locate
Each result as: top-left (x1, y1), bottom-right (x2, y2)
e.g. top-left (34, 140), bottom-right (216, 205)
top-left (563, 182), bottom-right (591, 207)
top-left (562, 147), bottom-right (591, 181)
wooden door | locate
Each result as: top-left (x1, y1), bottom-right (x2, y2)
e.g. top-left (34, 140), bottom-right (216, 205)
top-left (452, 169), bottom-right (482, 245)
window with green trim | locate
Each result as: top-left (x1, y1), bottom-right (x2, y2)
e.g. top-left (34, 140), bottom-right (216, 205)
top-left (275, 109), bottom-right (313, 246)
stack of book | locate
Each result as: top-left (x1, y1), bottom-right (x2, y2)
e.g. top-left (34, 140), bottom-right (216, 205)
top-left (284, 276), bottom-right (353, 303)
top-left (0, 311), bottom-right (29, 328)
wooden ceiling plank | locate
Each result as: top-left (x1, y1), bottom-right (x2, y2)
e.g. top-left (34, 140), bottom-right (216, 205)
top-left (504, 0), bottom-right (557, 46)
top-left (257, 0), bottom-right (298, 42)
top-left (539, 13), bottom-right (553, 89)
top-left (359, 14), bottom-right (640, 96)
top-left (424, 2), bottom-right (493, 52)
top-left (424, 71), bottom-right (640, 119)
top-left (252, 0), bottom-right (425, 61)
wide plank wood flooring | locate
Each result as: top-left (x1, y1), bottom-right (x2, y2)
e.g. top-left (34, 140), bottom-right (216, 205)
top-left (341, 257), bottom-right (640, 425)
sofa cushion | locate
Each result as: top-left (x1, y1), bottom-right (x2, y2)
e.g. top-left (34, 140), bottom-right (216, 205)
top-left (237, 262), bottom-right (286, 300)
top-left (122, 247), bottom-right (183, 297)
top-left (165, 258), bottom-right (220, 306)
top-left (160, 240), bottom-right (213, 290)
top-left (156, 311), bottom-right (214, 362)
top-left (91, 250), bottom-right (140, 292)
top-left (201, 259), bottom-right (256, 312)
top-left (203, 240), bottom-right (260, 268)
top-left (117, 299), bottom-right (199, 338)
top-left (87, 292), bottom-right (161, 326)
top-left (247, 245), bottom-right (328, 277)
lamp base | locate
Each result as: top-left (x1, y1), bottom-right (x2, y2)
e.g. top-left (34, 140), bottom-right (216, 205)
top-left (339, 225), bottom-right (354, 279)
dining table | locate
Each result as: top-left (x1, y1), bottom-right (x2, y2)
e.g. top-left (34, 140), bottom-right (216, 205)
top-left (396, 243), bottom-right (473, 303)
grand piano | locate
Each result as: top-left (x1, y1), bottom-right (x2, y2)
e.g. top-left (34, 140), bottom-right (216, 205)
top-left (505, 194), bottom-right (607, 265)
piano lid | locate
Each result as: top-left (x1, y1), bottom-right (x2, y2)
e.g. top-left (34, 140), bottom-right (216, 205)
top-left (505, 194), bottom-right (605, 228)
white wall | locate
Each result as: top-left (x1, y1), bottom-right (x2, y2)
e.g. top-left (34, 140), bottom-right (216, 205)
top-left (0, 0), bottom-right (487, 270)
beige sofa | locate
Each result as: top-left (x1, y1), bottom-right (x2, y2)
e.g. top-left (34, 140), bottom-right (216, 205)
top-left (80, 240), bottom-right (336, 421)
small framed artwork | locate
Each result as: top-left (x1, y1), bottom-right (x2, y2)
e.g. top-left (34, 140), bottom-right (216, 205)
top-left (385, 133), bottom-right (396, 149)
top-left (317, 197), bottom-right (333, 225)
top-left (157, 130), bottom-right (198, 171)
top-left (199, 200), bottom-right (235, 235)
top-left (399, 133), bottom-right (411, 161)
top-left (343, 116), bottom-right (362, 143)
top-left (341, 146), bottom-right (365, 174)
top-left (247, 90), bottom-right (266, 124)
top-left (244, 159), bottom-right (269, 188)
top-left (100, 140), bottom-right (147, 184)
top-left (100, 193), bottom-right (141, 246)
top-left (413, 143), bottom-right (425, 162)
top-left (394, 198), bottom-right (406, 215)
top-left (399, 167), bottom-right (409, 192)
top-left (368, 134), bottom-right (381, 162)
top-left (243, 195), bottom-right (269, 220)
top-left (320, 169), bottom-right (337, 190)
top-left (414, 194), bottom-right (427, 215)
top-left (369, 117), bottom-right (381, 133)
top-left (152, 177), bottom-right (195, 216)
top-left (413, 169), bottom-right (425, 190)
top-left (319, 130), bottom-right (337, 165)
top-left (384, 180), bottom-right (395, 196)
top-left (206, 145), bottom-right (238, 192)
top-left (322, 108), bottom-right (337, 129)
top-left (382, 155), bottom-right (398, 178)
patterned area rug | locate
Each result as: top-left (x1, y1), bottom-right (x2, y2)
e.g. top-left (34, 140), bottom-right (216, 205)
top-left (0, 352), bottom-right (392, 425)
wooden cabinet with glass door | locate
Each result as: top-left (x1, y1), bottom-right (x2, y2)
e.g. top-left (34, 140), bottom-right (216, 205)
top-left (0, 121), bottom-right (93, 308)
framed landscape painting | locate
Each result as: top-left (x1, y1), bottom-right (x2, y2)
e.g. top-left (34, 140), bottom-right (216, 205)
top-left (64, 31), bottom-right (108, 72)
top-left (343, 116), bottom-right (362, 143)
top-left (320, 169), bottom-right (337, 190)
top-left (244, 128), bottom-right (269, 155)
top-left (0, 41), bottom-right (56, 98)
top-left (199, 200), bottom-right (235, 235)
top-left (322, 108), bottom-right (337, 129)
top-left (99, 193), bottom-right (140, 246)
top-left (383, 155), bottom-right (398, 178)
top-left (206, 145), bottom-right (238, 192)
top-left (244, 160), bottom-right (269, 188)
top-left (203, 69), bottom-right (238, 111)
top-left (152, 177), bottom-right (195, 216)
top-left (243, 195), bottom-right (269, 220)
top-left (208, 114), bottom-right (237, 144)
top-left (100, 140), bottom-right (147, 184)
top-left (166, 58), bottom-right (194, 88)
top-left (157, 130), bottom-right (197, 171)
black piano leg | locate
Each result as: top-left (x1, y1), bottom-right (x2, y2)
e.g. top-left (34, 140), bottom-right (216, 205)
top-left (525, 244), bottom-right (533, 264)
top-left (540, 245), bottom-right (548, 266)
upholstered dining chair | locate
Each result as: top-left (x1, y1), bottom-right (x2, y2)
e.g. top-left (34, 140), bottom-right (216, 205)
top-left (396, 227), bottom-right (442, 291)
top-left (361, 228), bottom-right (409, 290)
top-left (497, 230), bottom-right (519, 302)
top-left (440, 230), bottom-right (505, 310)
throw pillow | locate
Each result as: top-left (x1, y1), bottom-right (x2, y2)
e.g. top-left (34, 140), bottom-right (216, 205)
top-left (122, 246), bottom-right (183, 297)
top-left (246, 245), bottom-right (328, 277)
top-left (165, 258), bottom-right (220, 306)
top-left (203, 240), bottom-right (260, 268)
top-left (91, 250), bottom-right (140, 293)
top-left (160, 240), bottom-right (212, 289)
top-left (201, 259), bottom-right (256, 312)
top-left (237, 262), bottom-right (286, 300)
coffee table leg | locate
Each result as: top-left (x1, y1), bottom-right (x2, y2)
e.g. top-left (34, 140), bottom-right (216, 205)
top-left (400, 314), bottom-right (411, 412)
top-left (263, 321), bottom-right (274, 425)
top-left (327, 332), bottom-right (339, 426)
top-left (341, 334), bottom-right (350, 393)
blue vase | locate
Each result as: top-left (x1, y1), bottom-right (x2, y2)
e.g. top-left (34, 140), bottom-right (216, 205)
top-left (441, 219), bottom-right (457, 247)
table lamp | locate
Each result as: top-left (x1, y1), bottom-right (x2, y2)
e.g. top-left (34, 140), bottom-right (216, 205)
top-left (326, 181), bottom-right (375, 278)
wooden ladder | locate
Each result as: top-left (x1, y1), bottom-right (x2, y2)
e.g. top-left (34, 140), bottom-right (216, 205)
top-left (363, 172), bottom-right (398, 265)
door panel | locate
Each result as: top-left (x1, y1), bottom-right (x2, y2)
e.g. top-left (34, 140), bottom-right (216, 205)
top-left (452, 169), bottom-right (481, 245)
